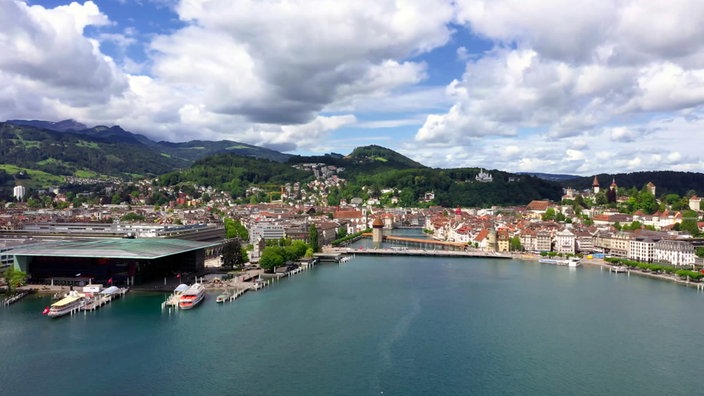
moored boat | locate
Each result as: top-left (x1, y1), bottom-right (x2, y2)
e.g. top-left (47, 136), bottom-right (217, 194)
top-left (44, 291), bottom-right (85, 318)
top-left (539, 257), bottom-right (582, 267)
top-left (216, 290), bottom-right (231, 303)
top-left (178, 283), bottom-right (205, 309)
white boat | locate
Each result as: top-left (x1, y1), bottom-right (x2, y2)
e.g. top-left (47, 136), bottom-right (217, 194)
top-left (216, 290), bottom-right (231, 303)
top-left (539, 257), bottom-right (582, 267)
top-left (44, 291), bottom-right (85, 318)
top-left (178, 283), bottom-right (206, 309)
top-left (567, 257), bottom-right (582, 268)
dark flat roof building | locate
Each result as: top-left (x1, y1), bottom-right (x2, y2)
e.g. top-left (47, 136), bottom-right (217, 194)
top-left (11, 238), bottom-right (220, 287)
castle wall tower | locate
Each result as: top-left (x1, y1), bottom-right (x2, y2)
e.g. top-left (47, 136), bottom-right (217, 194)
top-left (592, 176), bottom-right (600, 194)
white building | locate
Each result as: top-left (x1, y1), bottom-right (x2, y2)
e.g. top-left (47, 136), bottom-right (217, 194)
top-left (554, 229), bottom-right (576, 255)
top-left (13, 185), bottom-right (26, 201)
top-left (249, 222), bottom-right (285, 245)
top-left (475, 169), bottom-right (493, 183)
top-left (653, 239), bottom-right (696, 267)
top-left (629, 237), bottom-right (657, 263)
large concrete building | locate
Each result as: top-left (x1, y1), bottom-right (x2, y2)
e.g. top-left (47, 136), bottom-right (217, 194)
top-left (10, 238), bottom-right (220, 287)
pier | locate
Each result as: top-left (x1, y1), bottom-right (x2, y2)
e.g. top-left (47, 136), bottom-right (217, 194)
top-left (2, 291), bottom-right (31, 307)
top-left (81, 287), bottom-right (129, 312)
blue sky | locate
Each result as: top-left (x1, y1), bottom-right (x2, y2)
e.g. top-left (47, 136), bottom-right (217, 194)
top-left (3, 1), bottom-right (704, 176)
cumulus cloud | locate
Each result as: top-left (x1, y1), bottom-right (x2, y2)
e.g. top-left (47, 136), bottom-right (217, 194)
top-left (414, 0), bottom-right (704, 174)
top-left (153, 0), bottom-right (454, 124)
top-left (0, 1), bottom-right (126, 113)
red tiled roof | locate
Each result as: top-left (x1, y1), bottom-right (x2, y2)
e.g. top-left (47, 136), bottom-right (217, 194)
top-left (526, 200), bottom-right (550, 211)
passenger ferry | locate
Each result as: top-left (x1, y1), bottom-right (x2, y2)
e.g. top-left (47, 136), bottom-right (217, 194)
top-left (44, 291), bottom-right (85, 318)
top-left (538, 257), bottom-right (582, 267)
top-left (178, 283), bottom-right (206, 309)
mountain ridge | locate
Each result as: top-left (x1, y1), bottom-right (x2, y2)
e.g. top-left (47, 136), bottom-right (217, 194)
top-left (2, 119), bottom-right (704, 205)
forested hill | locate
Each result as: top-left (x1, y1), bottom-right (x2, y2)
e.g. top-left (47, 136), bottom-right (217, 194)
top-left (0, 122), bottom-right (187, 178)
top-left (287, 144), bottom-right (426, 175)
top-left (155, 148), bottom-right (562, 207)
top-left (0, 121), bottom-right (292, 180)
top-left (560, 171), bottom-right (704, 197)
top-left (157, 153), bottom-right (313, 198)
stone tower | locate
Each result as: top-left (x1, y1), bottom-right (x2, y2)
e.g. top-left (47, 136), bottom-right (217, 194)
top-left (372, 217), bottom-right (384, 249)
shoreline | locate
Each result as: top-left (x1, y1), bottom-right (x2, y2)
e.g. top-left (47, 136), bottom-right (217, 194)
top-left (11, 254), bottom-right (704, 296)
top-left (514, 252), bottom-right (704, 290)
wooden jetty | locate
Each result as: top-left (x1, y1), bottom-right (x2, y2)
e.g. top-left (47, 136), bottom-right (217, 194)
top-left (2, 290), bottom-right (31, 307)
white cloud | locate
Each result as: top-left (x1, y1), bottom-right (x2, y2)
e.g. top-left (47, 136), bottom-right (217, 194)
top-left (0, 1), bottom-right (126, 114)
top-left (412, 0), bottom-right (704, 173)
top-left (156, 0), bottom-right (454, 124)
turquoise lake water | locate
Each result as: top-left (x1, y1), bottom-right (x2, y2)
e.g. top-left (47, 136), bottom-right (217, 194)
top-left (2, 253), bottom-right (704, 396)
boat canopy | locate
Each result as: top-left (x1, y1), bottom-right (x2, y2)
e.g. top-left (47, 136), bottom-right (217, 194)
top-left (174, 284), bottom-right (190, 293)
top-left (52, 295), bottom-right (82, 307)
top-left (101, 286), bottom-right (120, 295)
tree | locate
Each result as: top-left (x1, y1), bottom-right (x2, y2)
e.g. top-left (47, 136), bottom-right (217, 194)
top-left (224, 217), bottom-right (249, 240)
top-left (3, 266), bottom-right (27, 295)
top-left (542, 208), bottom-right (556, 221)
top-left (679, 210), bottom-right (700, 236)
top-left (595, 191), bottom-right (608, 206)
top-left (309, 224), bottom-right (319, 252)
top-left (696, 247), bottom-right (704, 258)
top-left (221, 238), bottom-right (247, 270)
top-left (121, 212), bottom-right (145, 222)
top-left (509, 236), bottom-right (522, 252)
top-left (259, 247), bottom-right (285, 271)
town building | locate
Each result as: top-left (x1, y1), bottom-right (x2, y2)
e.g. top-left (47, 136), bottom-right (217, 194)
top-left (535, 230), bottom-right (552, 252)
top-left (249, 222), bottom-right (285, 245)
top-left (13, 185), bottom-right (26, 201)
top-left (497, 229), bottom-right (510, 252)
top-left (553, 229), bottom-right (576, 255)
top-left (629, 236), bottom-right (657, 263)
top-left (10, 238), bottom-right (219, 286)
top-left (653, 239), bottom-right (696, 266)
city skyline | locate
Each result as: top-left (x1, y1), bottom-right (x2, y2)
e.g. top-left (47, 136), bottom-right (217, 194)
top-left (2, 1), bottom-right (704, 175)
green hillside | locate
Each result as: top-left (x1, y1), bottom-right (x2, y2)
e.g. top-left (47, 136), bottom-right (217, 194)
top-left (157, 153), bottom-right (313, 198)
top-left (0, 122), bottom-right (188, 178)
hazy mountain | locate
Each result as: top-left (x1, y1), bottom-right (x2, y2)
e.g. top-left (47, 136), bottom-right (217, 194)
top-left (1, 120), bottom-right (291, 178)
top-left (517, 172), bottom-right (581, 182)
top-left (8, 119), bottom-right (88, 132)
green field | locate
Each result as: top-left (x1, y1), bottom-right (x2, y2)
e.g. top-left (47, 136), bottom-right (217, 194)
top-left (74, 169), bottom-right (100, 178)
top-left (0, 164), bottom-right (64, 187)
top-left (76, 140), bottom-right (99, 149)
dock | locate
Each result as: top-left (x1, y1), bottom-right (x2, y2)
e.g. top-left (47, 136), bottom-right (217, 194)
top-left (218, 288), bottom-right (248, 303)
top-left (81, 287), bottom-right (129, 312)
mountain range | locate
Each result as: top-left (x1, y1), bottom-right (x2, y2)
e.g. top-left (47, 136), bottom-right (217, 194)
top-left (1, 119), bottom-right (703, 206)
